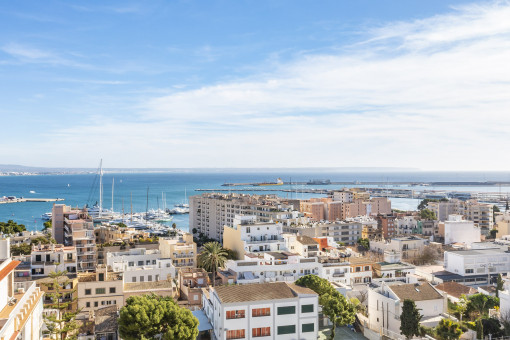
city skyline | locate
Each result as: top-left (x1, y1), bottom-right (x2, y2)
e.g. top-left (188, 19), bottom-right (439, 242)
top-left (2, 1), bottom-right (509, 170)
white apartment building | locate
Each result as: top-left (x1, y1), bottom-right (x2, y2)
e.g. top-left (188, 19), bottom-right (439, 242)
top-left (0, 238), bottom-right (44, 340)
top-left (223, 216), bottom-right (286, 258)
top-left (428, 199), bottom-right (493, 230)
top-left (395, 216), bottom-right (418, 235)
top-left (106, 248), bottom-right (175, 283)
top-left (30, 244), bottom-right (77, 278)
top-left (283, 235), bottom-right (319, 258)
top-left (203, 282), bottom-right (318, 340)
top-left (190, 193), bottom-right (299, 240)
top-left (225, 252), bottom-right (321, 285)
top-left (283, 220), bottom-right (362, 245)
top-left (332, 190), bottom-right (353, 203)
top-left (444, 215), bottom-right (481, 246)
top-left (367, 281), bottom-right (445, 339)
top-left (370, 236), bottom-right (428, 260)
top-left (443, 248), bottom-right (510, 284)
top-left (318, 260), bottom-right (351, 285)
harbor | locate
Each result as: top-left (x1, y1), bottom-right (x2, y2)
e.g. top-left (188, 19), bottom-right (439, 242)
top-left (0, 197), bottom-right (65, 204)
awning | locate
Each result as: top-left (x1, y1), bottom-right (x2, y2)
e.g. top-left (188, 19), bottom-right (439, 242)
top-left (192, 310), bottom-right (213, 332)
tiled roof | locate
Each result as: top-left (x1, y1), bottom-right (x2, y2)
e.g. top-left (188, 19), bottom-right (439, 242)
top-left (297, 236), bottom-right (319, 246)
top-left (213, 282), bottom-right (316, 303)
top-left (389, 282), bottom-right (443, 301)
top-left (434, 282), bottom-right (476, 298)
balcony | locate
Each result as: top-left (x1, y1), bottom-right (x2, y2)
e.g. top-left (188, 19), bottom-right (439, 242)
top-left (173, 253), bottom-right (194, 259)
top-left (332, 272), bottom-right (346, 277)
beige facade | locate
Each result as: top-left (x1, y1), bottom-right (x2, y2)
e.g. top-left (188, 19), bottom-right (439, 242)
top-left (159, 233), bottom-right (197, 268)
top-left (496, 213), bottom-right (510, 237)
top-left (428, 199), bottom-right (493, 230)
top-left (124, 280), bottom-right (177, 300)
top-left (94, 224), bottom-right (150, 245)
top-left (77, 266), bottom-right (124, 313)
top-left (189, 193), bottom-right (299, 240)
top-left (178, 268), bottom-right (209, 309)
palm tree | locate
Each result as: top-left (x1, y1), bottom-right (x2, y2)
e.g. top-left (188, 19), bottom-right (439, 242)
top-left (198, 242), bottom-right (228, 287)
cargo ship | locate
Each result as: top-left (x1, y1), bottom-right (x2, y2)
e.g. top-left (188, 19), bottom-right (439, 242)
top-left (252, 178), bottom-right (284, 186)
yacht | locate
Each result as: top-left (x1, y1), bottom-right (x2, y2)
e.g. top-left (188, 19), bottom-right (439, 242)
top-left (41, 212), bottom-right (52, 221)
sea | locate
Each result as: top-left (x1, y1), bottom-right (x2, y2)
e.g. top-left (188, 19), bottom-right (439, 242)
top-left (1, 171), bottom-right (510, 232)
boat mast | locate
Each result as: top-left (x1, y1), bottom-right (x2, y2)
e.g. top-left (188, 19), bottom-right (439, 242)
top-left (130, 192), bottom-right (133, 223)
top-left (99, 159), bottom-right (103, 218)
top-left (146, 187), bottom-right (149, 227)
top-left (111, 177), bottom-right (114, 213)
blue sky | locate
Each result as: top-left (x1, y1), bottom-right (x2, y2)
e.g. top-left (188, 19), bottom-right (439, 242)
top-left (1, 0), bottom-right (509, 170)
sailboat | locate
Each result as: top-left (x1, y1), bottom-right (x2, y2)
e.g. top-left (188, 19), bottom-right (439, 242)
top-left (174, 188), bottom-right (189, 208)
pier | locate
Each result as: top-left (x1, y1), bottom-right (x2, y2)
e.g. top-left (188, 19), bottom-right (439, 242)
top-left (0, 198), bottom-right (65, 204)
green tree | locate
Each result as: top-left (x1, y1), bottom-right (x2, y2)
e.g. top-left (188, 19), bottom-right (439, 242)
top-left (119, 294), bottom-right (198, 340)
top-left (0, 220), bottom-right (26, 234)
top-left (435, 319), bottom-right (462, 340)
top-left (457, 294), bottom-right (468, 323)
top-left (497, 274), bottom-right (504, 298)
top-left (10, 243), bottom-right (31, 255)
top-left (481, 318), bottom-right (504, 338)
top-left (466, 293), bottom-right (499, 319)
top-left (357, 238), bottom-right (370, 251)
top-left (223, 247), bottom-right (238, 260)
top-left (400, 299), bottom-right (422, 339)
top-left (172, 223), bottom-right (177, 230)
top-left (115, 222), bottom-right (128, 228)
top-left (197, 242), bottom-right (228, 287)
top-left (296, 275), bottom-right (355, 339)
top-left (420, 209), bottom-right (437, 220)
top-left (42, 271), bottom-right (81, 340)
top-left (43, 220), bottom-right (52, 231)
top-left (192, 228), bottom-right (198, 235)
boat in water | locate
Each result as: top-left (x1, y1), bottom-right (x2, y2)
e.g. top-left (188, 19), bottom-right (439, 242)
top-left (41, 212), bottom-right (52, 221)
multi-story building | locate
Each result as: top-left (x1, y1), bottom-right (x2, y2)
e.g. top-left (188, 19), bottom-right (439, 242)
top-left (37, 275), bottom-right (79, 311)
top-left (376, 214), bottom-right (396, 239)
top-left (367, 281), bottom-right (445, 339)
top-left (223, 216), bottom-right (286, 258)
top-left (189, 193), bottom-right (299, 240)
top-left (52, 204), bottom-right (96, 272)
top-left (283, 220), bottom-right (362, 245)
top-left (159, 233), bottom-right (197, 268)
top-left (370, 236), bottom-right (428, 259)
top-left (224, 252), bottom-right (321, 285)
top-left (318, 258), bottom-right (351, 285)
top-left (444, 215), bottom-right (481, 246)
top-left (348, 257), bottom-right (374, 285)
top-left (395, 216), bottom-right (418, 235)
top-left (106, 248), bottom-right (175, 283)
top-left (0, 238), bottom-right (44, 339)
top-left (178, 268), bottom-right (209, 309)
top-left (428, 199), bottom-right (493, 231)
top-left (203, 282), bottom-right (319, 340)
top-left (77, 265), bottom-right (124, 313)
top-left (495, 212), bottom-right (510, 237)
top-left (94, 224), bottom-right (150, 245)
top-left (331, 190), bottom-right (354, 203)
top-left (283, 235), bottom-right (319, 258)
top-left (372, 251), bottom-right (415, 283)
top-left (30, 244), bottom-right (77, 278)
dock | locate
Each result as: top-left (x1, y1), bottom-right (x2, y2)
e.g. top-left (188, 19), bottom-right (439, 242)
top-left (0, 198), bottom-right (65, 204)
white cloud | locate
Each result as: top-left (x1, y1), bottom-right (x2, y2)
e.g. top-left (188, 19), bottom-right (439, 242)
top-left (15, 1), bottom-right (510, 170)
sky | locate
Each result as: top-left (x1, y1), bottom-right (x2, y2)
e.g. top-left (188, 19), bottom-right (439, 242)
top-left (1, 0), bottom-right (510, 170)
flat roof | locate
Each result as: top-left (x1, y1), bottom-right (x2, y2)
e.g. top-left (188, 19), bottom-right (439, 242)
top-left (447, 248), bottom-right (509, 256)
top-left (213, 282), bottom-right (316, 304)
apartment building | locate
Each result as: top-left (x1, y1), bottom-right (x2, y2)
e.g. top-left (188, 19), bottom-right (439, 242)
top-left (77, 265), bottom-right (124, 313)
top-left (52, 204), bottom-right (96, 272)
top-left (30, 244), bottom-right (77, 278)
top-left (189, 193), bottom-right (298, 240)
top-left (318, 259), bottom-right (351, 284)
top-left (284, 220), bottom-right (362, 245)
top-left (367, 281), bottom-right (445, 339)
top-left (223, 216), bottom-right (285, 258)
top-left (159, 233), bottom-right (197, 268)
top-left (283, 235), bottom-right (319, 258)
top-left (106, 248), bottom-right (175, 283)
top-left (376, 214), bottom-right (396, 239)
top-left (0, 239), bottom-right (44, 339)
top-left (203, 282), bottom-right (318, 340)
top-left (370, 236), bottom-right (428, 260)
top-left (224, 252), bottom-right (321, 285)
top-left (428, 199), bottom-right (493, 230)
top-left (94, 224), bottom-right (150, 244)
top-left (349, 257), bottom-right (374, 285)
top-left (395, 216), bottom-right (418, 235)
top-left (37, 275), bottom-right (79, 311)
top-left (496, 212), bottom-right (510, 236)
top-left (372, 251), bottom-right (415, 284)
top-left (444, 215), bottom-right (481, 246)
top-left (178, 268), bottom-right (209, 309)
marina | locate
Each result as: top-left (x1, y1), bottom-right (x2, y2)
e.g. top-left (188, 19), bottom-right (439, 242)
top-left (0, 197), bottom-right (65, 204)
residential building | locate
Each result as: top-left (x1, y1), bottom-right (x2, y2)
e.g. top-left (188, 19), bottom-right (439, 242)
top-left (434, 282), bottom-right (476, 303)
top-left (428, 199), bottom-right (493, 231)
top-left (9, 231), bottom-right (48, 247)
top-left (77, 265), bottom-right (124, 313)
top-left (106, 248), bottom-right (175, 283)
top-left (370, 236), bottom-right (428, 260)
top-left (189, 193), bottom-right (299, 240)
top-left (496, 212), bottom-right (510, 237)
top-left (178, 268), bottom-right (209, 309)
top-left (123, 280), bottom-right (176, 300)
top-left (283, 220), bottom-right (362, 245)
top-left (94, 224), bottom-right (150, 244)
top-left (224, 252), bottom-right (321, 285)
top-left (349, 257), bottom-right (374, 285)
top-left (30, 244), bottom-right (77, 278)
top-left (52, 204), bottom-right (96, 272)
top-left (395, 216), bottom-right (418, 235)
top-left (331, 190), bottom-right (354, 203)
top-left (159, 233), bottom-right (197, 268)
top-left (444, 215), bottom-right (481, 246)
top-left (372, 251), bottom-right (415, 283)
top-left (0, 238), bottom-right (44, 339)
top-left (367, 281), bottom-right (445, 339)
top-left (223, 216), bottom-right (285, 258)
top-left (283, 235), bottom-right (319, 258)
top-left (203, 282), bottom-right (319, 340)
top-left (318, 258), bottom-right (351, 285)
top-left (37, 275), bottom-right (79, 311)
top-left (376, 214), bottom-right (396, 239)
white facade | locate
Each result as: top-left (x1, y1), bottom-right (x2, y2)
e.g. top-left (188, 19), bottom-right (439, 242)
top-left (370, 236), bottom-right (428, 259)
top-left (106, 248), bottom-right (175, 283)
top-left (30, 244), bottom-right (78, 278)
top-left (444, 248), bottom-right (510, 279)
top-left (319, 262), bottom-right (350, 284)
top-left (225, 253), bottom-right (321, 284)
top-left (395, 216), bottom-right (418, 235)
top-left (444, 215), bottom-right (481, 246)
top-left (203, 282), bottom-right (318, 340)
top-left (332, 191), bottom-right (353, 203)
top-left (500, 277), bottom-right (510, 318)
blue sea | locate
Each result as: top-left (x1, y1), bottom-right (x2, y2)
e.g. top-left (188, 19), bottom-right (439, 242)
top-left (1, 171), bottom-right (510, 232)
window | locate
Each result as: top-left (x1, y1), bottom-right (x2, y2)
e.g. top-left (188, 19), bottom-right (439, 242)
top-left (85, 289), bottom-right (91, 295)
top-left (226, 329), bottom-right (245, 339)
top-left (301, 304), bottom-right (314, 313)
top-left (98, 273), bottom-right (105, 281)
top-left (277, 306), bottom-right (295, 315)
top-left (86, 302), bottom-right (90, 308)
top-left (365, 266), bottom-right (370, 271)
top-left (148, 275), bottom-right (152, 282)
top-left (355, 267), bottom-right (361, 272)
top-left (152, 260), bottom-right (157, 265)
top-left (465, 269), bottom-right (474, 274)
top-left (109, 287), bottom-right (116, 294)
top-left (96, 288), bottom-right (106, 294)
top-left (132, 277), bottom-right (136, 282)
top-left (252, 327), bottom-right (270, 337)
top-left (277, 325), bottom-right (296, 335)
top-left (94, 301), bottom-right (98, 307)
top-left (35, 255), bottom-right (41, 262)
top-left (140, 276), bottom-right (144, 282)
top-left (302, 323), bottom-right (314, 333)
top-left (128, 262), bottom-right (134, 267)
top-left (252, 307), bottom-right (270, 317)
top-left (138, 261), bottom-right (144, 266)
top-left (226, 310), bottom-right (245, 319)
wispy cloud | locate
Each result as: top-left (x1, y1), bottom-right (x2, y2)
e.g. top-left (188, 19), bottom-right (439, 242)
top-left (17, 1), bottom-right (510, 169)
top-left (1, 43), bottom-right (92, 68)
